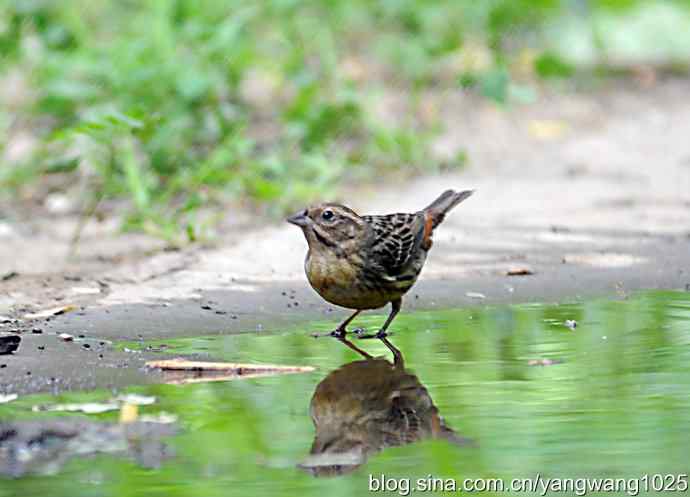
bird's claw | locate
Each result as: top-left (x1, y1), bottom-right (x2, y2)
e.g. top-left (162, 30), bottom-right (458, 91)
top-left (353, 327), bottom-right (375, 339)
top-left (355, 330), bottom-right (391, 340)
top-left (311, 329), bottom-right (347, 338)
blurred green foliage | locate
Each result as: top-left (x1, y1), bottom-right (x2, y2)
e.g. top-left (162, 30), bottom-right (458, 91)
top-left (1, 0), bottom-right (689, 241)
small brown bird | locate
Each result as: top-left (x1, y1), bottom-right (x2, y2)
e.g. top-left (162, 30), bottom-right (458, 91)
top-left (287, 189), bottom-right (474, 338)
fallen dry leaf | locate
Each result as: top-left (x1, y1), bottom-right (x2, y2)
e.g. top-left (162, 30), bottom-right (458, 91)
top-left (527, 119), bottom-right (568, 140)
top-left (70, 287), bottom-right (101, 295)
top-left (465, 292), bottom-right (486, 300)
top-left (119, 404), bottom-right (139, 424)
top-left (140, 412), bottom-right (177, 424)
top-left (562, 253), bottom-right (645, 268)
top-left (506, 267), bottom-right (534, 276)
top-left (146, 358), bottom-right (314, 372)
top-left (115, 394), bottom-right (156, 406)
top-left (146, 358), bottom-right (315, 384)
top-left (33, 394), bottom-right (157, 416)
top-left (33, 402), bottom-right (120, 414)
top-left (25, 305), bottom-right (77, 320)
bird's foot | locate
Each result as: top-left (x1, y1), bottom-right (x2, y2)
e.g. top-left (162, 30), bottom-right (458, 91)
top-left (352, 327), bottom-right (380, 339)
top-left (355, 330), bottom-right (391, 340)
top-left (311, 328), bottom-right (347, 339)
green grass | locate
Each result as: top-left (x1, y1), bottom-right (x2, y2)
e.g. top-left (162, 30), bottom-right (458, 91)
top-left (1, 0), bottom-right (690, 242)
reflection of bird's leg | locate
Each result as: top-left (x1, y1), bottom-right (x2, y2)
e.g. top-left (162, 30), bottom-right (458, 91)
top-left (379, 336), bottom-right (404, 368)
top-left (312, 310), bottom-right (361, 338)
top-left (336, 336), bottom-right (374, 359)
top-left (356, 299), bottom-right (401, 339)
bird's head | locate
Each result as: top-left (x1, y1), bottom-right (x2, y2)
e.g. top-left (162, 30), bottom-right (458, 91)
top-left (287, 203), bottom-right (368, 253)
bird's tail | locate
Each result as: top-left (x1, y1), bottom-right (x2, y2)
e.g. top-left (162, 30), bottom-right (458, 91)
top-left (423, 189), bottom-right (474, 229)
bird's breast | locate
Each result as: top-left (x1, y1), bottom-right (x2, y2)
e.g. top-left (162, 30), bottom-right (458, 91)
top-left (305, 250), bottom-right (393, 310)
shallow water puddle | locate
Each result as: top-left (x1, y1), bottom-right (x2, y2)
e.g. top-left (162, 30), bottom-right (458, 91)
top-left (1, 290), bottom-right (689, 496)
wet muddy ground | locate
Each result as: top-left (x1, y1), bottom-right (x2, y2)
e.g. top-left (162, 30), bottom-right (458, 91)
top-left (2, 246), bottom-right (689, 397)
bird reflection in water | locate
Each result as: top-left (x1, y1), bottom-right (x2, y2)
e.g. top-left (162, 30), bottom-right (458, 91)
top-left (299, 336), bottom-right (471, 477)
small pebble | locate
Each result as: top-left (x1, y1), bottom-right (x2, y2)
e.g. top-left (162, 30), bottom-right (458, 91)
top-left (466, 292), bottom-right (486, 300)
top-left (0, 335), bottom-right (21, 354)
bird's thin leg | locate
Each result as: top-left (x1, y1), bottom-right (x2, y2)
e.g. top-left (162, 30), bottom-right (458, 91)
top-left (311, 310), bottom-right (361, 338)
top-left (379, 335), bottom-right (404, 368)
top-left (357, 299), bottom-right (401, 339)
top-left (333, 309), bottom-right (361, 337)
top-left (376, 299), bottom-right (401, 338)
top-left (336, 336), bottom-right (374, 359)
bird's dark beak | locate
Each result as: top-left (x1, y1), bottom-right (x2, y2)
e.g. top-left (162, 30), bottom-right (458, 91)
top-left (287, 209), bottom-right (310, 227)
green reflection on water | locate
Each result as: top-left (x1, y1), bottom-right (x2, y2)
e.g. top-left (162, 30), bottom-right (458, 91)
top-left (1, 290), bottom-right (690, 496)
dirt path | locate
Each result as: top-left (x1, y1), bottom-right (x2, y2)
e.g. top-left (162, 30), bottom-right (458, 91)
top-left (2, 78), bottom-right (689, 395)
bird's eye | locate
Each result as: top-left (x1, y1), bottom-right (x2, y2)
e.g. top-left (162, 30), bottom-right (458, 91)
top-left (321, 209), bottom-right (334, 221)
